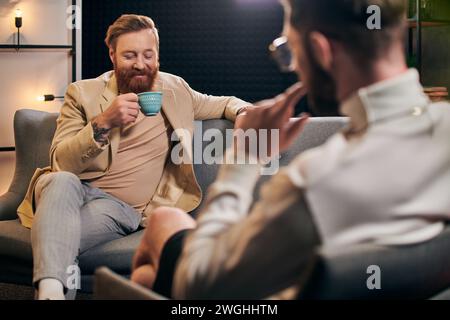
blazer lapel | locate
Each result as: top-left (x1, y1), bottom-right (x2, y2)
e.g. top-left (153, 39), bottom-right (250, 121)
top-left (153, 73), bottom-right (190, 152)
top-left (161, 87), bottom-right (192, 156)
top-left (161, 88), bottom-right (183, 131)
top-left (99, 72), bottom-right (121, 161)
top-left (100, 72), bottom-right (119, 112)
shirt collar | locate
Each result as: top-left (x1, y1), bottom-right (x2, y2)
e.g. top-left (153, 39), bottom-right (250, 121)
top-left (340, 69), bottom-right (430, 130)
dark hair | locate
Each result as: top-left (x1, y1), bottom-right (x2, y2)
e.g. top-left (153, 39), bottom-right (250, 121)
top-left (285, 0), bottom-right (407, 63)
top-left (105, 14), bottom-right (159, 51)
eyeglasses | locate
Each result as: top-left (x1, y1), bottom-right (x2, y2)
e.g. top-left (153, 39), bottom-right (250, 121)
top-left (269, 36), bottom-right (295, 73)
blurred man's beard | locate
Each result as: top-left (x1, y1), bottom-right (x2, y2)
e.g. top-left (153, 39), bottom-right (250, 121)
top-left (301, 37), bottom-right (340, 116)
top-left (115, 63), bottom-right (159, 94)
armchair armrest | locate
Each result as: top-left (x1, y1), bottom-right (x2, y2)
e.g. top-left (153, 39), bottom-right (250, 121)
top-left (299, 224), bottom-right (450, 299)
top-left (0, 191), bottom-right (22, 221)
top-left (94, 267), bottom-right (168, 300)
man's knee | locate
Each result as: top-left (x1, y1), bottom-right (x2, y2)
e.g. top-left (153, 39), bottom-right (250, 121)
top-left (143, 207), bottom-right (196, 258)
top-left (34, 171), bottom-right (83, 206)
top-left (148, 206), bottom-right (196, 234)
top-left (37, 171), bottom-right (81, 191)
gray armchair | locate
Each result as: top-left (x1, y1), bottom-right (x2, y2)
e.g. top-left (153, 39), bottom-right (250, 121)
top-left (2, 109), bottom-right (450, 300)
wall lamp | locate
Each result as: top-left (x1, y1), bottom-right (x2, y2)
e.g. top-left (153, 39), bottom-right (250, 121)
top-left (15, 9), bottom-right (22, 51)
top-left (36, 94), bottom-right (64, 102)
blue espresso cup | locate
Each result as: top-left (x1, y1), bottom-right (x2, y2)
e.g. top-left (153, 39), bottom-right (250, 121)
top-left (137, 92), bottom-right (163, 116)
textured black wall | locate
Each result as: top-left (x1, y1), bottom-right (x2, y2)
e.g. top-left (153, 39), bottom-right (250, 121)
top-left (82, 0), bottom-right (303, 107)
top-left (422, 26), bottom-right (450, 92)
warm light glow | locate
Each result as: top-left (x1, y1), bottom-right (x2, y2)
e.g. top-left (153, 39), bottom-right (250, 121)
top-left (36, 96), bottom-right (45, 102)
top-left (15, 9), bottom-right (22, 18)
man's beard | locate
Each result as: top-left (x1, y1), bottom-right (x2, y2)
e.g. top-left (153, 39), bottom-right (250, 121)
top-left (301, 36), bottom-right (340, 116)
top-left (115, 62), bottom-right (159, 94)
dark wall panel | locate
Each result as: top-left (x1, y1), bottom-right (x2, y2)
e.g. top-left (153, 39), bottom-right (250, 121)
top-left (82, 0), bottom-right (299, 105)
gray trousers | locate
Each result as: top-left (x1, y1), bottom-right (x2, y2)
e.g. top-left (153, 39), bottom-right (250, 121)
top-left (31, 171), bottom-right (142, 289)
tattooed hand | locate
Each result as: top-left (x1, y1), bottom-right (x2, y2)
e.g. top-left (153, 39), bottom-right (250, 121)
top-left (91, 93), bottom-right (140, 145)
top-left (91, 116), bottom-right (112, 146)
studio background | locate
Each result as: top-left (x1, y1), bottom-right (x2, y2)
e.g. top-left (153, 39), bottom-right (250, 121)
top-left (82, 0), bottom-right (298, 104)
top-left (0, 0), bottom-right (449, 194)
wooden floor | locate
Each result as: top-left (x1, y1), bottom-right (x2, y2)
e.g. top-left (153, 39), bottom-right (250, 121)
top-left (0, 283), bottom-right (93, 300)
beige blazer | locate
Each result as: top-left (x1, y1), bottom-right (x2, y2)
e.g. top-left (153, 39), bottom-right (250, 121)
top-left (17, 71), bottom-right (249, 228)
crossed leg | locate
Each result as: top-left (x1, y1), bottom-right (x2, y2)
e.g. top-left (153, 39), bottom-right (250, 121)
top-left (32, 171), bottom-right (141, 299)
top-left (131, 206), bottom-right (196, 291)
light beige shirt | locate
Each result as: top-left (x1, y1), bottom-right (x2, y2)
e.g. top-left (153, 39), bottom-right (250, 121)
top-left (173, 69), bottom-right (450, 299)
top-left (90, 110), bottom-right (172, 214)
